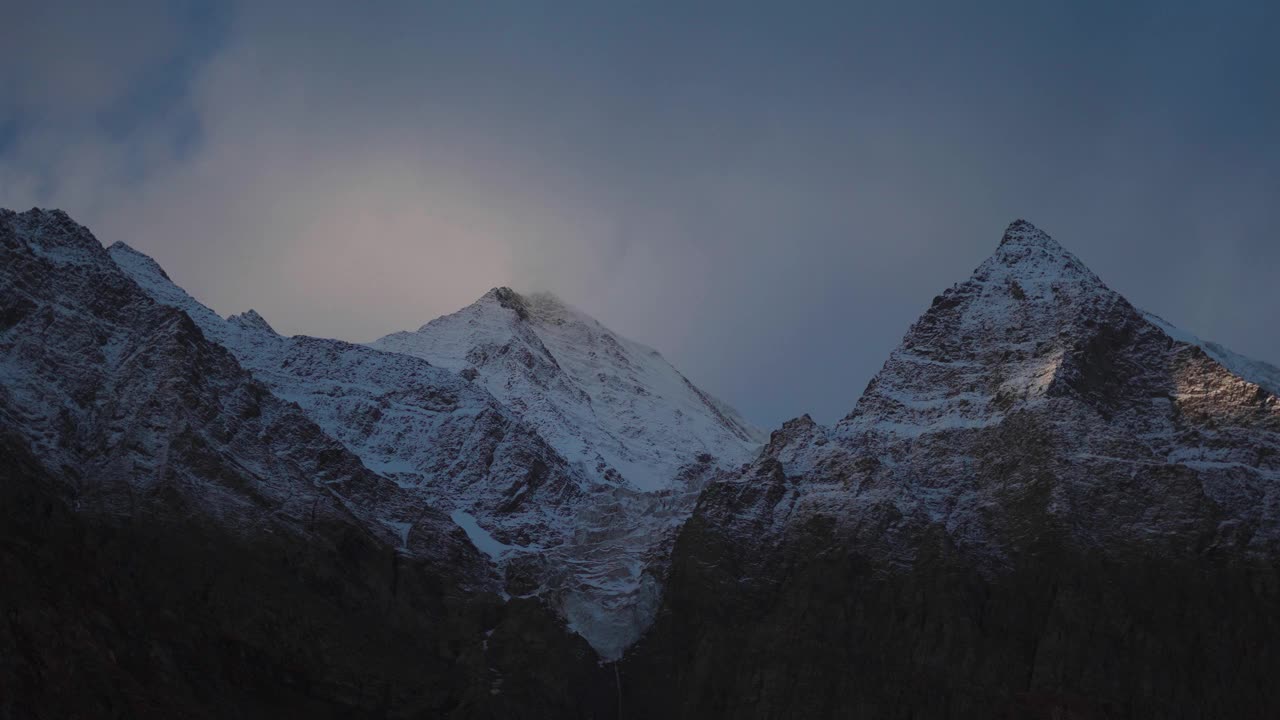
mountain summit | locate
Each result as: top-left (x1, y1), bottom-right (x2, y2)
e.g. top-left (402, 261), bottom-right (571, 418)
top-left (837, 218), bottom-right (1115, 439)
top-left (372, 286), bottom-right (763, 492)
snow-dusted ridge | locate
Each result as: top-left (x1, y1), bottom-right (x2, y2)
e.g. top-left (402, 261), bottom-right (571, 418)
top-left (1, 208), bottom-right (490, 581)
top-left (108, 241), bottom-right (761, 660)
top-left (1141, 310), bottom-right (1280, 397)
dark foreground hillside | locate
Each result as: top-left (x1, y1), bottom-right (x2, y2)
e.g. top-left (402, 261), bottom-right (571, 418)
top-left (0, 434), bottom-right (614, 719)
top-left (623, 494), bottom-right (1280, 719)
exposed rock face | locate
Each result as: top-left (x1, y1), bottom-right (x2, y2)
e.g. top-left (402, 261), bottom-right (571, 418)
top-left (623, 220), bottom-right (1280, 718)
top-left (0, 208), bottom-right (612, 718)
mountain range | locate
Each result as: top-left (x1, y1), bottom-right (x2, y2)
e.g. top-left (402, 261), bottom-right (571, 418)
top-left (4, 208), bottom-right (1279, 718)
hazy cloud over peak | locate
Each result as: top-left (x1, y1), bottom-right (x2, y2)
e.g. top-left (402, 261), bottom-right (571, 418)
top-left (3, 0), bottom-right (1278, 427)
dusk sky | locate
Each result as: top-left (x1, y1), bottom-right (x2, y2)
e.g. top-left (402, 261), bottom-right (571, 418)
top-left (3, 1), bottom-right (1278, 428)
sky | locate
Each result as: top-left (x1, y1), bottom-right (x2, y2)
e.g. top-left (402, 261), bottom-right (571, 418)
top-left (3, 1), bottom-right (1278, 429)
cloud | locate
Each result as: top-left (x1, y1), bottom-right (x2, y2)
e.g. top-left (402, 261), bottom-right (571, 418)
top-left (2, 1), bottom-right (186, 117)
top-left (3, 1), bottom-right (1278, 427)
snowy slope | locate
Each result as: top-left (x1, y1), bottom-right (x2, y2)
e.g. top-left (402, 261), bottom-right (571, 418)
top-left (372, 287), bottom-right (763, 492)
top-left (109, 243), bottom-right (747, 659)
top-left (111, 241), bottom-right (587, 529)
top-left (1142, 310), bottom-right (1280, 397)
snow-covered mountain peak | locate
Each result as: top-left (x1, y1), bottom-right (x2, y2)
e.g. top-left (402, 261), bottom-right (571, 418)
top-left (810, 220), bottom-right (1280, 533)
top-left (836, 220), bottom-right (1125, 438)
top-left (695, 218), bottom-right (1280, 615)
top-left (374, 288), bottom-right (763, 492)
top-left (470, 286), bottom-right (533, 322)
top-left (998, 218), bottom-right (1052, 246)
top-left (982, 219), bottom-right (1105, 292)
top-left (107, 244), bottom-right (758, 657)
top-left (374, 284), bottom-right (765, 653)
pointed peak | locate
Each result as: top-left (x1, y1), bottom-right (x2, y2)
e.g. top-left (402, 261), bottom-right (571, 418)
top-left (229, 308), bottom-right (277, 336)
top-left (977, 219), bottom-right (1102, 290)
top-left (998, 219), bottom-right (1057, 248)
top-left (481, 286), bottom-right (520, 301)
top-left (765, 413), bottom-right (827, 458)
top-left (998, 219), bottom-right (1070, 257)
top-left (477, 286), bottom-right (530, 320)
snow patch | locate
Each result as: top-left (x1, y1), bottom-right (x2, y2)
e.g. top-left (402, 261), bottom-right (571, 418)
top-left (450, 510), bottom-right (515, 560)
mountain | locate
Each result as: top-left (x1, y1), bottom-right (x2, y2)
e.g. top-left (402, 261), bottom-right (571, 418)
top-left (0, 208), bottom-right (612, 718)
top-left (369, 286), bottom-right (766, 657)
top-left (108, 240), bottom-right (590, 544)
top-left (1, 209), bottom-right (461, 558)
top-left (623, 220), bottom-right (1280, 718)
top-left (108, 243), bottom-right (761, 659)
top-left (10, 209), bottom-right (1280, 718)
top-left (371, 287), bottom-right (764, 492)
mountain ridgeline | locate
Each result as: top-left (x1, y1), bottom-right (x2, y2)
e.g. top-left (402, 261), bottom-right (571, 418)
top-left (3, 209), bottom-right (1279, 718)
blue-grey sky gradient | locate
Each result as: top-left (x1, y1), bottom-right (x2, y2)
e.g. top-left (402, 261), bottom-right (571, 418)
top-left (3, 0), bottom-right (1278, 427)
